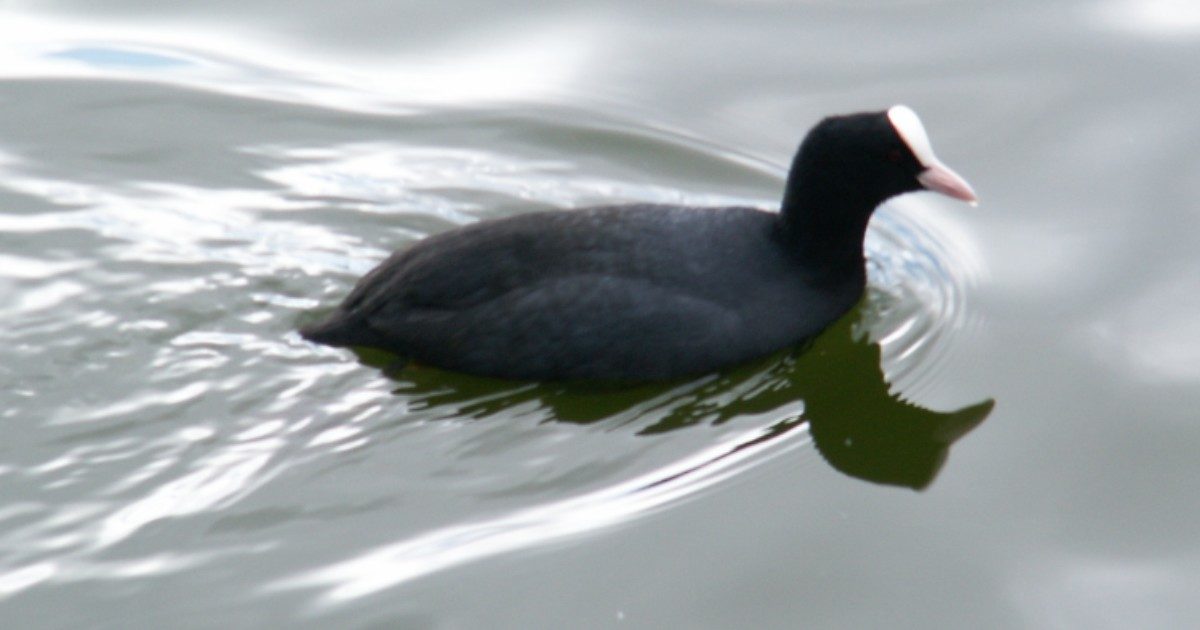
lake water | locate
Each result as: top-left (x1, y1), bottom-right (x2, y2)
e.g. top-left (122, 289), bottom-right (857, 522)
top-left (3, 1), bottom-right (1199, 628)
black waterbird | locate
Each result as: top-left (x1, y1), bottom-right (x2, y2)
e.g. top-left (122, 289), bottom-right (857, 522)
top-left (301, 106), bottom-right (977, 381)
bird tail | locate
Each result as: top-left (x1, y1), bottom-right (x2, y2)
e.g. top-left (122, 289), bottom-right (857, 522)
top-left (299, 311), bottom-right (387, 348)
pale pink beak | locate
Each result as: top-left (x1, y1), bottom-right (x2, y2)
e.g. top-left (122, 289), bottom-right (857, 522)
top-left (917, 161), bottom-right (978, 205)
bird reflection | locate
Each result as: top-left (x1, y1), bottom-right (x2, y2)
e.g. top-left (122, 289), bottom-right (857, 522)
top-left (360, 309), bottom-right (993, 490)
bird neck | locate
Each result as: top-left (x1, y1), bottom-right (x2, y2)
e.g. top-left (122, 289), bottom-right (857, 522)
top-left (778, 175), bottom-right (876, 280)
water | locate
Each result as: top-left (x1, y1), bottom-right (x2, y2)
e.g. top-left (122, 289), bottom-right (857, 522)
top-left (3, 2), bottom-right (1199, 628)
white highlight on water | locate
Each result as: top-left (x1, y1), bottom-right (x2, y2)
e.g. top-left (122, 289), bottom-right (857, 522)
top-left (265, 420), bottom-right (810, 608)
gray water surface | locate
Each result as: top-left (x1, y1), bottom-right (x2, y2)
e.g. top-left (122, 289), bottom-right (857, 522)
top-left (3, 2), bottom-right (1199, 628)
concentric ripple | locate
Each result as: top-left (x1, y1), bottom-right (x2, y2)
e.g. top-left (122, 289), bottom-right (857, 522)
top-left (865, 197), bottom-right (985, 398)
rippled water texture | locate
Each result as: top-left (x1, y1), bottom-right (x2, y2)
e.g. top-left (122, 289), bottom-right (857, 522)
top-left (4, 2), bottom-right (1200, 628)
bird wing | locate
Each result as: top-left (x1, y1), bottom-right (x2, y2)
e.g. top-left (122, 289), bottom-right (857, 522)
top-left (368, 272), bottom-right (752, 380)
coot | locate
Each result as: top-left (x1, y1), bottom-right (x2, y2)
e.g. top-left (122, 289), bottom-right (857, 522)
top-left (301, 105), bottom-right (977, 381)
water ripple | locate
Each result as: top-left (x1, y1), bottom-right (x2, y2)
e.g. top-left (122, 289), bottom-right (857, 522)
top-left (866, 198), bottom-right (985, 398)
top-left (0, 62), bottom-right (984, 615)
top-left (266, 419), bottom-right (810, 608)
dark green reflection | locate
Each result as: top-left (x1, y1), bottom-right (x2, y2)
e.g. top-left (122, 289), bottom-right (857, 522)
top-left (361, 310), bottom-right (993, 490)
